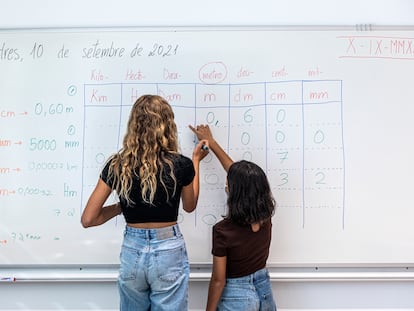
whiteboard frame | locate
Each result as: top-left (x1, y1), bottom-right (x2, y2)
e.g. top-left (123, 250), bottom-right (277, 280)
top-left (2, 264), bottom-right (414, 282)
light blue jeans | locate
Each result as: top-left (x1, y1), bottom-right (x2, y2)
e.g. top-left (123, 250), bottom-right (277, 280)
top-left (118, 224), bottom-right (189, 311)
top-left (218, 268), bottom-right (276, 311)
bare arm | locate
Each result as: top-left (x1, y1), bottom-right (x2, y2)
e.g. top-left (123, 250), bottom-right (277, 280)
top-left (181, 139), bottom-right (209, 213)
top-left (189, 124), bottom-right (233, 172)
top-left (206, 255), bottom-right (227, 311)
top-left (81, 179), bottom-right (122, 228)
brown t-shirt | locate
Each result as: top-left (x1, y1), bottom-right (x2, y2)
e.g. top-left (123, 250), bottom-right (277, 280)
top-left (212, 218), bottom-right (272, 278)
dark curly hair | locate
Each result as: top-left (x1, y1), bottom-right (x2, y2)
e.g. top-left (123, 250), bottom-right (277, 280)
top-left (225, 160), bottom-right (276, 225)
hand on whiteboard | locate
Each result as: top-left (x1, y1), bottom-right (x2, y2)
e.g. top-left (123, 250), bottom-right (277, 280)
top-left (189, 124), bottom-right (233, 172)
top-left (189, 124), bottom-right (214, 142)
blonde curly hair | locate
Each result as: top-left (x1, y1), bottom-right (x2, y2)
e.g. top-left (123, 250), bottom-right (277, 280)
top-left (106, 95), bottom-right (179, 204)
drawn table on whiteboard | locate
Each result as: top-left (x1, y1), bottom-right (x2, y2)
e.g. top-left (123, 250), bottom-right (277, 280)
top-left (82, 79), bottom-right (345, 263)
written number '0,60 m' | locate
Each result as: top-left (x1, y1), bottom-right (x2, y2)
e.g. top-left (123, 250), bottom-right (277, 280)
top-left (29, 138), bottom-right (57, 151)
top-left (34, 102), bottom-right (72, 117)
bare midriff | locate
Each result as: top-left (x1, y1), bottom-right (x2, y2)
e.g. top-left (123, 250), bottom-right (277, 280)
top-left (127, 221), bottom-right (177, 229)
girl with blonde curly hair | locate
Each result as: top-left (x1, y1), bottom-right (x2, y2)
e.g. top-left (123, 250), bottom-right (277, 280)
top-left (82, 95), bottom-right (209, 311)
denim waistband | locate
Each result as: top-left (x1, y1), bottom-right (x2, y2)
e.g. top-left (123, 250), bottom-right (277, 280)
top-left (226, 267), bottom-right (269, 284)
top-left (124, 224), bottom-right (181, 240)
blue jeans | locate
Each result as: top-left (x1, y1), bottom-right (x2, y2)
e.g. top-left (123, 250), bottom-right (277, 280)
top-left (218, 268), bottom-right (276, 311)
top-left (118, 224), bottom-right (189, 311)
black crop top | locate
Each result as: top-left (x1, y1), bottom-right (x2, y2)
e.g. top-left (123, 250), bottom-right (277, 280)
top-left (100, 154), bottom-right (195, 223)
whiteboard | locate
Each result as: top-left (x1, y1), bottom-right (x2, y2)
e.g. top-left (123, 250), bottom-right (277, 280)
top-left (1, 28), bottom-right (414, 266)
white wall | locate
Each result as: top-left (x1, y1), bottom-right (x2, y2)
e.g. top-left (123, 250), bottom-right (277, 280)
top-left (1, 0), bottom-right (414, 28)
top-left (1, 1), bottom-right (414, 310)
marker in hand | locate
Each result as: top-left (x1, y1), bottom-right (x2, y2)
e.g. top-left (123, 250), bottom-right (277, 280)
top-left (201, 144), bottom-right (209, 151)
